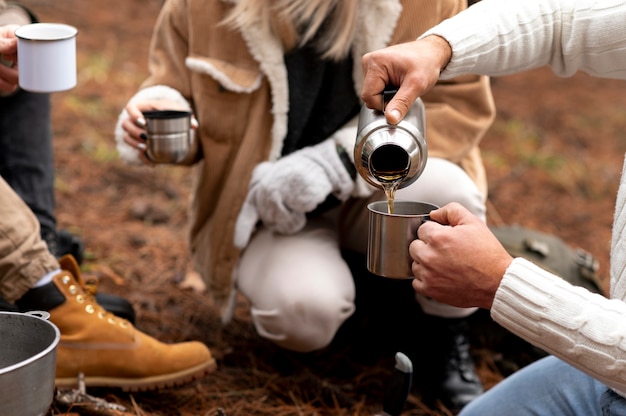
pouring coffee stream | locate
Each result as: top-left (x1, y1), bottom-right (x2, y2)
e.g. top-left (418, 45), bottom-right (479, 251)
top-left (356, 88), bottom-right (431, 279)
top-left (354, 87), bottom-right (428, 213)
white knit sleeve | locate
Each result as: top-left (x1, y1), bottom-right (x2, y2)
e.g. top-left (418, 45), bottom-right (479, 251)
top-left (421, 0), bottom-right (626, 81)
top-left (492, 257), bottom-right (626, 397)
top-left (610, 156), bottom-right (626, 304)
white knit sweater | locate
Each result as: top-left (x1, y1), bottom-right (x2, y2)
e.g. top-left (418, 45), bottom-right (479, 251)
top-left (422, 0), bottom-right (626, 397)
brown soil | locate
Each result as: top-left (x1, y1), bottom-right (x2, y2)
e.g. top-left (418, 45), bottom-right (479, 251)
top-left (23, 0), bottom-right (626, 415)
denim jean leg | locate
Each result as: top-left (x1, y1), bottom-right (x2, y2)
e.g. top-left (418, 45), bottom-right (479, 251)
top-left (601, 388), bottom-right (626, 416)
top-left (0, 89), bottom-right (56, 231)
top-left (459, 355), bottom-right (608, 416)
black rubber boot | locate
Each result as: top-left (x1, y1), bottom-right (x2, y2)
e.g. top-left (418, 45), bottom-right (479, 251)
top-left (41, 226), bottom-right (85, 265)
top-left (418, 316), bottom-right (484, 414)
top-left (0, 296), bottom-right (18, 312)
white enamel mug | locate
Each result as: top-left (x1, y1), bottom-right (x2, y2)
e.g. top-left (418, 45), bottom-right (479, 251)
top-left (15, 23), bottom-right (77, 93)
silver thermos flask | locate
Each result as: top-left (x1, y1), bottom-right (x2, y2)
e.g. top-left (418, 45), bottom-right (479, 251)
top-left (354, 88), bottom-right (427, 189)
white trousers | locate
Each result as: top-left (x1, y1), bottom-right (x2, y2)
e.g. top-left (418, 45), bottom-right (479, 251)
top-left (237, 158), bottom-right (486, 352)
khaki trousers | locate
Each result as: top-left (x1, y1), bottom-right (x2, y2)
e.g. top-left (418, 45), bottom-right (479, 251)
top-left (237, 158), bottom-right (485, 352)
top-left (0, 176), bottom-right (58, 302)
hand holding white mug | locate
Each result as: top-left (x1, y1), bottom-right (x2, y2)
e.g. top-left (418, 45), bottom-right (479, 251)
top-left (15, 23), bottom-right (77, 93)
top-left (0, 24), bottom-right (19, 93)
top-left (409, 202), bottom-right (513, 309)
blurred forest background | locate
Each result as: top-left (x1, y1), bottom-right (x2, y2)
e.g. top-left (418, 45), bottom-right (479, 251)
top-left (18, 0), bottom-right (626, 414)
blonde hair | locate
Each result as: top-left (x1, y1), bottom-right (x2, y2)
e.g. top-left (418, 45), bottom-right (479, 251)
top-left (222, 0), bottom-right (359, 61)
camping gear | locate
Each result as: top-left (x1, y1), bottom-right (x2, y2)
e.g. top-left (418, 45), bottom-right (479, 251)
top-left (0, 311), bottom-right (60, 416)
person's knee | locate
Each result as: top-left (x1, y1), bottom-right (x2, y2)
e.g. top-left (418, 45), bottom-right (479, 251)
top-left (251, 287), bottom-right (355, 353)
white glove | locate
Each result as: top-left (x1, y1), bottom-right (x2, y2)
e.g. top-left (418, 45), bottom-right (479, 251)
top-left (234, 139), bottom-right (355, 248)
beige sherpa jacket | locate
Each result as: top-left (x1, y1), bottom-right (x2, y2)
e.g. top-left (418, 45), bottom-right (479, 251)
top-left (0, 1), bottom-right (33, 26)
top-left (115, 0), bottom-right (496, 321)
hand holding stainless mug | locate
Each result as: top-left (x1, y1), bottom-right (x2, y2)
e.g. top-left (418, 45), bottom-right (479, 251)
top-left (409, 202), bottom-right (513, 309)
top-left (121, 99), bottom-right (199, 165)
top-left (141, 109), bottom-right (194, 164)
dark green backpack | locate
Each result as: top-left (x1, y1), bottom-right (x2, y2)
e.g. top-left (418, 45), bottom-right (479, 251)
top-left (490, 225), bottom-right (605, 296)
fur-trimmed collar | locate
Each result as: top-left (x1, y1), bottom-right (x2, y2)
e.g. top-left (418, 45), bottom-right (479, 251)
top-left (230, 0), bottom-right (403, 161)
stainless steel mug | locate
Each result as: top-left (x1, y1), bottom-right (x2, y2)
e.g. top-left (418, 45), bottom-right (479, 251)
top-left (354, 89), bottom-right (427, 190)
top-left (367, 200), bottom-right (438, 279)
top-left (143, 110), bottom-right (193, 164)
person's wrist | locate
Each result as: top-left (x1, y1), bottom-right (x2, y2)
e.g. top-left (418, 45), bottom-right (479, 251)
top-left (422, 35), bottom-right (453, 73)
top-left (484, 256), bottom-right (513, 309)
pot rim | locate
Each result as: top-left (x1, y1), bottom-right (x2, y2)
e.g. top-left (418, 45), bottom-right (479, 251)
top-left (0, 311), bottom-right (60, 375)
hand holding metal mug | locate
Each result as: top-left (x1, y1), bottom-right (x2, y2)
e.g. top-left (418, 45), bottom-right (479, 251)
top-left (409, 202), bottom-right (513, 309)
top-left (121, 99), bottom-right (198, 165)
top-left (141, 109), bottom-right (195, 164)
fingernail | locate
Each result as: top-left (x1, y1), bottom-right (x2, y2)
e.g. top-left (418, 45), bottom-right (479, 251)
top-left (137, 143), bottom-right (147, 151)
top-left (390, 109), bottom-right (402, 123)
top-left (136, 117), bottom-right (146, 127)
top-left (191, 118), bottom-right (199, 128)
top-left (140, 133), bottom-right (148, 140)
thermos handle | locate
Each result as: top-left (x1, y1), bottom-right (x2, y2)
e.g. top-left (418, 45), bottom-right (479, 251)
top-left (382, 86), bottom-right (399, 113)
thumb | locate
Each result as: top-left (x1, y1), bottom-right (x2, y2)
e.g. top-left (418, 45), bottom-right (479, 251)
top-left (428, 202), bottom-right (476, 227)
top-left (0, 26), bottom-right (18, 54)
top-left (384, 86), bottom-right (418, 125)
top-left (233, 194), bottom-right (259, 249)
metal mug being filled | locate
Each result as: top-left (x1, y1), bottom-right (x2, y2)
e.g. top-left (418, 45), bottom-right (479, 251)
top-left (143, 110), bottom-right (194, 164)
top-left (367, 200), bottom-right (438, 279)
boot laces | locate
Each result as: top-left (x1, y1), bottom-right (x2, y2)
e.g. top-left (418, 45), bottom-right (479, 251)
top-left (82, 277), bottom-right (99, 298)
top-left (67, 274), bottom-right (130, 329)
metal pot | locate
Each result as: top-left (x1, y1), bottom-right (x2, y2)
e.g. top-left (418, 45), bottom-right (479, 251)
top-left (0, 311), bottom-right (60, 416)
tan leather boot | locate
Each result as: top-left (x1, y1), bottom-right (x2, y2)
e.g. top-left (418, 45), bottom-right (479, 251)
top-left (50, 255), bottom-right (216, 391)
